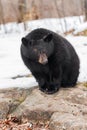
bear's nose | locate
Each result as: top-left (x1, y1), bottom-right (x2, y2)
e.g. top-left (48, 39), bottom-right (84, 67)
top-left (38, 53), bottom-right (48, 65)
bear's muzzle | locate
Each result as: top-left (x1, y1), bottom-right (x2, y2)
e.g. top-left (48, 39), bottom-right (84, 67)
top-left (39, 53), bottom-right (48, 65)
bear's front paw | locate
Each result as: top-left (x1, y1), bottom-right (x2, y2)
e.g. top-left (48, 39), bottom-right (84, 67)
top-left (39, 83), bottom-right (60, 94)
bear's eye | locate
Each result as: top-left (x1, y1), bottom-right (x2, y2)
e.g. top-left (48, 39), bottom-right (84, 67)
top-left (29, 41), bottom-right (32, 45)
top-left (33, 48), bottom-right (37, 52)
top-left (29, 41), bottom-right (33, 46)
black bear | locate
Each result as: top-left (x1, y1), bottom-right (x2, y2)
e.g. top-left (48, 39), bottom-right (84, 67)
top-left (21, 28), bottom-right (80, 94)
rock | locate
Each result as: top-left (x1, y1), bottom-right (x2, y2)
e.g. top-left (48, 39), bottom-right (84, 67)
top-left (11, 85), bottom-right (87, 121)
top-left (49, 113), bottom-right (87, 130)
top-left (0, 88), bottom-right (31, 119)
top-left (0, 102), bottom-right (10, 119)
top-left (0, 84), bottom-right (87, 129)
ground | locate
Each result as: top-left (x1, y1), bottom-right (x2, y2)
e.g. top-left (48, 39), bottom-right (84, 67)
top-left (0, 84), bottom-right (87, 129)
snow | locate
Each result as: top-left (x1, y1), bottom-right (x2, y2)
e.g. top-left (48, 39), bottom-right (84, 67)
top-left (0, 16), bottom-right (87, 89)
top-left (22, 16), bottom-right (84, 33)
top-left (66, 36), bottom-right (87, 82)
top-left (73, 22), bottom-right (87, 35)
top-left (0, 33), bottom-right (38, 89)
top-left (0, 16), bottom-right (84, 34)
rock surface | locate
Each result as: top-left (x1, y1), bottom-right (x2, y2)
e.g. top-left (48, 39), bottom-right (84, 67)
top-left (0, 84), bottom-right (87, 129)
top-left (50, 113), bottom-right (87, 130)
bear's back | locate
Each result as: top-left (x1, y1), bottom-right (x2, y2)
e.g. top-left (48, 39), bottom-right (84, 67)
top-left (26, 28), bottom-right (54, 40)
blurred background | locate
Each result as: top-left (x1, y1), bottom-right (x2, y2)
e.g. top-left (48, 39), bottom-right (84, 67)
top-left (0, 0), bottom-right (85, 22)
top-left (0, 0), bottom-right (87, 34)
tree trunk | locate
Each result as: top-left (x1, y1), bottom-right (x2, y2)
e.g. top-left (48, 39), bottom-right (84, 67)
top-left (18, 0), bottom-right (27, 30)
top-left (0, 0), bottom-right (7, 33)
top-left (85, 0), bottom-right (87, 20)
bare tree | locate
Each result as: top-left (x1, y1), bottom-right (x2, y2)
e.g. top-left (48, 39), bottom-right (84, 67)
top-left (0, 0), bottom-right (7, 33)
top-left (61, 0), bottom-right (68, 32)
top-left (54, 0), bottom-right (64, 33)
top-left (85, 0), bottom-right (87, 20)
top-left (18, 0), bottom-right (27, 30)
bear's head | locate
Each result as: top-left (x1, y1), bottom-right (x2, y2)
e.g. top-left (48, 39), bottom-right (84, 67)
top-left (21, 33), bottom-right (54, 65)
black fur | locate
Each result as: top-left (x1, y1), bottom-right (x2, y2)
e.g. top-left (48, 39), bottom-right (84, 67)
top-left (21, 28), bottom-right (80, 94)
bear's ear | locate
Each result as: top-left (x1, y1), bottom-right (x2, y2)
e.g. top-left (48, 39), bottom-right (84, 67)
top-left (43, 33), bottom-right (53, 42)
top-left (21, 37), bottom-right (28, 46)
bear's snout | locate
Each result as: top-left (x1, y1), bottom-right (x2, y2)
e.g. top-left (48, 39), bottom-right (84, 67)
top-left (39, 53), bottom-right (48, 65)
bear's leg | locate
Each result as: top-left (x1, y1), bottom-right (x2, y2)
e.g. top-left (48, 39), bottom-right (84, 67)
top-left (61, 70), bottom-right (69, 87)
top-left (33, 66), bottom-right (62, 94)
top-left (32, 72), bottom-right (50, 93)
top-left (36, 72), bottom-right (60, 94)
top-left (66, 59), bottom-right (79, 87)
top-left (44, 66), bottom-right (62, 94)
top-left (67, 71), bottom-right (79, 87)
top-left (38, 74), bottom-right (51, 93)
top-left (33, 72), bottom-right (46, 87)
top-left (62, 67), bottom-right (79, 87)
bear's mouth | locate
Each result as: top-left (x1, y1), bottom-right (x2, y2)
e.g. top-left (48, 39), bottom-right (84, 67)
top-left (38, 53), bottom-right (48, 65)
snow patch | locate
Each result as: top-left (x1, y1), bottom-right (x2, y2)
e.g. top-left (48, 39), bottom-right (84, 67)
top-left (74, 22), bottom-right (87, 34)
